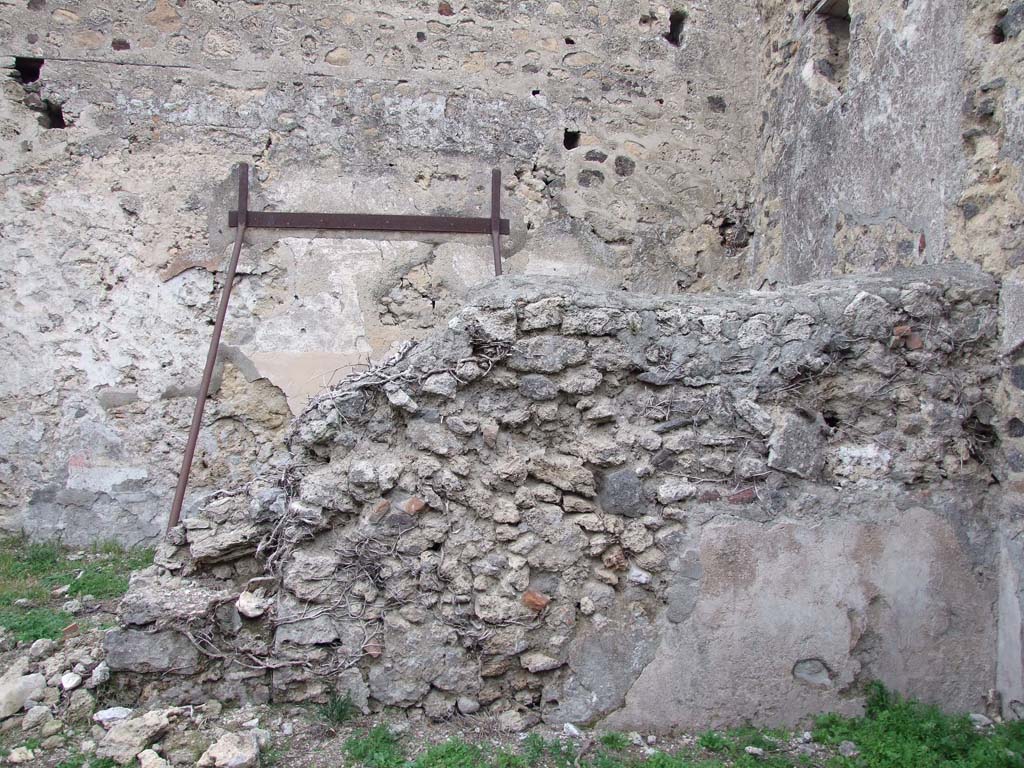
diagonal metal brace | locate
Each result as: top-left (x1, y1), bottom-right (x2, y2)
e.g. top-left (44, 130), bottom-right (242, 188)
top-left (167, 165), bottom-right (508, 531)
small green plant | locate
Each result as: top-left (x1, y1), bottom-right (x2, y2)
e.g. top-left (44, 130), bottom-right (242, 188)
top-left (318, 692), bottom-right (357, 724)
top-left (411, 738), bottom-right (488, 768)
top-left (644, 753), bottom-right (712, 768)
top-left (345, 725), bottom-right (405, 768)
top-left (599, 732), bottom-right (630, 751)
top-left (520, 734), bottom-right (580, 768)
top-left (88, 759), bottom-right (120, 768)
top-left (56, 754), bottom-right (95, 768)
top-left (261, 743), bottom-right (287, 768)
top-left (725, 726), bottom-right (778, 755)
top-left (492, 752), bottom-right (529, 768)
top-left (697, 731), bottom-right (729, 753)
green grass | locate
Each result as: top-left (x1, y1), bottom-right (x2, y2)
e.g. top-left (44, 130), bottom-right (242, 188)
top-left (522, 734), bottom-right (577, 768)
top-left (345, 725), bottom-right (407, 768)
top-left (599, 733), bottom-right (630, 752)
top-left (813, 681), bottom-right (1024, 768)
top-left (262, 744), bottom-right (288, 768)
top-left (320, 693), bottom-right (359, 725)
top-left (0, 606), bottom-right (73, 643)
top-left (337, 685), bottom-right (1024, 768)
top-left (0, 537), bottom-right (153, 642)
top-left (412, 740), bottom-right (490, 768)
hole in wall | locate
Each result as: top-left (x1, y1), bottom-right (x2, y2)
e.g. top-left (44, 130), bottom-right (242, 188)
top-left (563, 129), bottom-right (581, 150)
top-left (564, 36), bottom-right (575, 45)
top-left (993, 11), bottom-right (1007, 44)
top-left (44, 101), bottom-right (66, 128)
top-left (27, 0), bottom-right (45, 9)
top-left (10, 57), bottom-right (67, 128)
top-left (811, 0), bottom-right (851, 93)
top-left (12, 56), bottom-right (43, 84)
top-left (663, 10), bottom-right (687, 46)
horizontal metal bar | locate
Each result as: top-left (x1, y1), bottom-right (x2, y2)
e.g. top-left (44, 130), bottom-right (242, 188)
top-left (229, 210), bottom-right (510, 235)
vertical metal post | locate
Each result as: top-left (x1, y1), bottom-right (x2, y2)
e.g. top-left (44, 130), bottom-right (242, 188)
top-left (490, 168), bottom-right (502, 276)
top-left (167, 163), bottom-right (249, 531)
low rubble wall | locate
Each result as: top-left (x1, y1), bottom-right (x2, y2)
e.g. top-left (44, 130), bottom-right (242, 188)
top-left (107, 266), bottom-right (1005, 731)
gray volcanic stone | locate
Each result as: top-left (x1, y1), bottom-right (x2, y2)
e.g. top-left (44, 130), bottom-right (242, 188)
top-left (519, 374), bottom-right (559, 400)
top-left (508, 337), bottom-right (588, 373)
top-left (999, 2), bottom-right (1024, 39)
top-left (767, 411), bottom-right (826, 479)
top-left (598, 468), bottom-right (644, 517)
top-left (104, 629), bottom-right (200, 674)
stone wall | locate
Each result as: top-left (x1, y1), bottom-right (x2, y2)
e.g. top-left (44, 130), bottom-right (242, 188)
top-left (105, 266), bottom-right (1007, 728)
top-left (0, 0), bottom-right (763, 543)
top-left (4, 0), bottom-right (1024, 543)
top-left (751, 0), bottom-right (1024, 285)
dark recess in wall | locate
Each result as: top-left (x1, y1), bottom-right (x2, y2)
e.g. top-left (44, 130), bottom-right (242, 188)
top-left (813, 0), bottom-right (852, 92)
top-left (40, 100), bottom-right (67, 129)
top-left (12, 56), bottom-right (43, 84)
top-left (664, 10), bottom-right (687, 46)
top-left (9, 57), bottom-right (66, 128)
top-left (563, 129), bottom-right (581, 150)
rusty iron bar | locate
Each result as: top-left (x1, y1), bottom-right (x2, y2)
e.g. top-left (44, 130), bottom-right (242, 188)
top-left (225, 169), bottom-right (509, 279)
top-left (168, 164), bottom-right (507, 532)
top-left (490, 168), bottom-right (502, 276)
top-left (167, 163), bottom-right (249, 531)
top-left (227, 210), bottom-right (510, 235)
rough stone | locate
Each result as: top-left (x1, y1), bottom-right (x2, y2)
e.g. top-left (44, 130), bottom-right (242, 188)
top-left (97, 710), bottom-right (171, 765)
top-left (138, 749), bottom-right (171, 768)
top-left (656, 480), bottom-right (697, 505)
top-left (93, 707), bottom-right (134, 727)
top-left (521, 653), bottom-right (563, 673)
top-left (598, 468), bottom-right (645, 517)
top-left (104, 630), bottom-right (200, 674)
top-left (21, 705), bottom-right (52, 731)
top-left (29, 639), bottom-right (57, 660)
top-left (196, 732), bottom-right (260, 768)
top-left (0, 672), bottom-right (46, 721)
top-left (457, 697), bottom-right (481, 715)
top-left (60, 671), bottom-right (83, 691)
top-left (67, 688), bottom-right (96, 723)
top-left (236, 590), bottom-right (270, 619)
top-left (767, 412), bottom-right (826, 479)
top-left (6, 747), bottom-right (34, 764)
top-left (86, 662), bottom-right (110, 689)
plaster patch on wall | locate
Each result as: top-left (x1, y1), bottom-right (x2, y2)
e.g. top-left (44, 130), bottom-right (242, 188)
top-left (239, 238), bottom-right (402, 413)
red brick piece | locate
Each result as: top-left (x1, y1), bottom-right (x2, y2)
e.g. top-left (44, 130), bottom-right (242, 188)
top-left (522, 590), bottom-right (551, 612)
top-left (727, 488), bottom-right (757, 504)
top-left (400, 496), bottom-right (427, 514)
top-left (438, 1), bottom-right (454, 15)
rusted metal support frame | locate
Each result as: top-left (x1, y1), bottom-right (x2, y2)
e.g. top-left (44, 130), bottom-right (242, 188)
top-left (167, 163), bottom-right (249, 531)
top-left (168, 165), bottom-right (507, 532)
